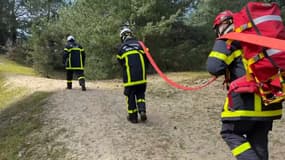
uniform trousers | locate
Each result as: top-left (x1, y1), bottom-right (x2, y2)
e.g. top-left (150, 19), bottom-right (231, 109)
top-left (221, 120), bottom-right (273, 160)
top-left (124, 84), bottom-right (146, 117)
top-left (66, 70), bottom-right (85, 88)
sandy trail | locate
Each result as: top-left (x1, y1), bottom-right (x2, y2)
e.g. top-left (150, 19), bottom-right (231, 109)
top-left (5, 74), bottom-right (285, 160)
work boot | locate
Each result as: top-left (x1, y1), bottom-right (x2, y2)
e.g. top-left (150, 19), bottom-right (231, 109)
top-left (140, 111), bottom-right (147, 122)
top-left (127, 113), bottom-right (138, 123)
top-left (79, 79), bottom-right (86, 91)
top-left (66, 83), bottom-right (72, 89)
top-left (82, 85), bottom-right (86, 91)
top-left (138, 103), bottom-right (147, 122)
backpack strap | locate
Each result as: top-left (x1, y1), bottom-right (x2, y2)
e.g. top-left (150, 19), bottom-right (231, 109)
top-left (245, 3), bottom-right (280, 71)
top-left (248, 52), bottom-right (265, 65)
top-left (245, 5), bottom-right (261, 35)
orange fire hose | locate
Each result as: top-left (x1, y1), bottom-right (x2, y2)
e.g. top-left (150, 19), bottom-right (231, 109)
top-left (137, 32), bottom-right (285, 90)
top-left (220, 32), bottom-right (285, 51)
top-left (138, 41), bottom-right (217, 91)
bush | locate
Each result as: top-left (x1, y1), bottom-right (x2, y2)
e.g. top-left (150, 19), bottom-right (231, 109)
top-left (30, 24), bottom-right (66, 77)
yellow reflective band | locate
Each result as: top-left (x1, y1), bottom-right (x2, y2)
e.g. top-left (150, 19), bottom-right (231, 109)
top-left (125, 96), bottom-right (129, 110)
top-left (65, 47), bottom-right (84, 69)
top-left (118, 49), bottom-right (146, 87)
top-left (116, 50), bottom-right (144, 59)
top-left (78, 76), bottom-right (85, 80)
top-left (80, 54), bottom-right (83, 68)
top-left (64, 48), bottom-right (84, 52)
top-left (66, 67), bottom-right (84, 70)
top-left (68, 53), bottom-right (71, 68)
top-left (209, 51), bottom-right (227, 62)
top-left (221, 109), bottom-right (282, 118)
top-left (137, 99), bottom-right (145, 103)
top-left (123, 80), bottom-right (147, 87)
top-left (223, 98), bottom-right (229, 112)
top-left (67, 80), bottom-right (72, 83)
top-left (139, 53), bottom-right (146, 80)
top-left (125, 57), bottom-right (131, 83)
top-left (223, 96), bottom-right (282, 118)
top-left (128, 109), bottom-right (138, 114)
top-left (226, 50), bottom-right (242, 65)
top-left (232, 142), bottom-right (251, 156)
top-left (209, 50), bottom-right (242, 65)
top-left (254, 94), bottom-right (262, 112)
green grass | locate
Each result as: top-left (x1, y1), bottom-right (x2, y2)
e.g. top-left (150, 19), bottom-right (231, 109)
top-left (0, 55), bottom-right (36, 76)
top-left (0, 92), bottom-right (53, 160)
top-left (0, 55), bottom-right (35, 110)
top-left (0, 55), bottom-right (67, 159)
top-left (0, 76), bottom-right (27, 110)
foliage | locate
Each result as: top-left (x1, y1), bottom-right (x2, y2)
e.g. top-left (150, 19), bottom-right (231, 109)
top-left (29, 0), bottom-right (199, 79)
top-left (30, 22), bottom-right (66, 77)
top-left (0, 0), bottom-right (17, 46)
top-left (186, 0), bottom-right (285, 67)
top-left (0, 0), bottom-right (69, 69)
top-left (190, 0), bottom-right (285, 27)
top-left (3, 0), bottom-right (285, 79)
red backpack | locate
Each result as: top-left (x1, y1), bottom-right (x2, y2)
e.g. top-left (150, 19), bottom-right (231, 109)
top-left (227, 2), bottom-right (285, 106)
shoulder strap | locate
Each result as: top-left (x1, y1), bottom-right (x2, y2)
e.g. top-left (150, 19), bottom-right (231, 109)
top-left (245, 4), bottom-right (261, 35)
top-left (246, 3), bottom-right (279, 69)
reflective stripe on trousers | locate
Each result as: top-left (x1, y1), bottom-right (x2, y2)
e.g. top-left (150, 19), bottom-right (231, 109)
top-left (221, 121), bottom-right (272, 160)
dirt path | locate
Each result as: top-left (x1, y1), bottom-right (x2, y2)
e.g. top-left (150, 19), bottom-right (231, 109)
top-left (5, 74), bottom-right (285, 160)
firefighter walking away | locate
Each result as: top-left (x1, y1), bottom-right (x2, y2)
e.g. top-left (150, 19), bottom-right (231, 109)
top-left (117, 27), bottom-right (149, 123)
top-left (63, 35), bottom-right (87, 91)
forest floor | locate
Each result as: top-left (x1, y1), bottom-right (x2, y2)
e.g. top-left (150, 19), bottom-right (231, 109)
top-left (3, 72), bottom-right (285, 160)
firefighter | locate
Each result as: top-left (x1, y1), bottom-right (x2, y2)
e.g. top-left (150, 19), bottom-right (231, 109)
top-left (63, 35), bottom-right (86, 91)
top-left (117, 27), bottom-right (149, 123)
top-left (206, 11), bottom-right (283, 160)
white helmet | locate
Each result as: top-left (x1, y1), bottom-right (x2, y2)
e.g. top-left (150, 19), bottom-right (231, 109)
top-left (120, 27), bottom-right (133, 42)
top-left (67, 35), bottom-right (75, 42)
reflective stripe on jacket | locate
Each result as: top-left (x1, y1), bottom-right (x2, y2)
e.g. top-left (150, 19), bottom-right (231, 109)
top-left (63, 42), bottom-right (85, 70)
top-left (117, 38), bottom-right (147, 87)
top-left (206, 40), bottom-right (282, 121)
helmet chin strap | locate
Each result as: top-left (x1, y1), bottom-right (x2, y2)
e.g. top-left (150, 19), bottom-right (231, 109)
top-left (122, 35), bottom-right (132, 42)
top-left (220, 23), bottom-right (233, 36)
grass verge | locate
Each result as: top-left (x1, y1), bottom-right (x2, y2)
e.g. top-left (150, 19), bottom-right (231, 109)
top-left (0, 55), bottom-right (36, 76)
top-left (0, 92), bottom-right (60, 159)
top-left (0, 55), bottom-right (66, 159)
top-left (0, 76), bottom-right (27, 110)
top-left (0, 54), bottom-right (37, 110)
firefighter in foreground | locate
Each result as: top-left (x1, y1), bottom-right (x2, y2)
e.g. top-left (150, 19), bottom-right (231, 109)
top-left (117, 27), bottom-right (149, 123)
top-left (206, 11), bottom-right (283, 160)
top-left (63, 35), bottom-right (86, 91)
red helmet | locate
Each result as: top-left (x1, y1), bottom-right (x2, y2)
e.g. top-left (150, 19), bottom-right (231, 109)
top-left (213, 10), bottom-right (233, 29)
